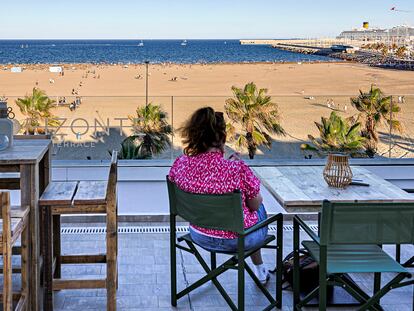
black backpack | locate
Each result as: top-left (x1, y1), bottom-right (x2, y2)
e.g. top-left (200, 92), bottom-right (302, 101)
top-left (271, 248), bottom-right (334, 298)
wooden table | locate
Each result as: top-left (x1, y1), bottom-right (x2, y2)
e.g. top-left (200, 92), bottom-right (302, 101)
top-left (0, 139), bottom-right (52, 311)
top-left (254, 165), bottom-right (414, 307)
top-left (254, 166), bottom-right (414, 213)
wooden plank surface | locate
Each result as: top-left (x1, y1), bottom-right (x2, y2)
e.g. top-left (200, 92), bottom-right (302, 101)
top-left (0, 140), bottom-right (51, 165)
top-left (254, 166), bottom-right (414, 212)
top-left (10, 205), bottom-right (30, 219)
top-left (39, 182), bottom-right (78, 206)
top-left (73, 181), bottom-right (107, 205)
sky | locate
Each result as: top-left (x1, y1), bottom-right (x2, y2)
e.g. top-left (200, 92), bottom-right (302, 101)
top-left (1, 0), bottom-right (414, 39)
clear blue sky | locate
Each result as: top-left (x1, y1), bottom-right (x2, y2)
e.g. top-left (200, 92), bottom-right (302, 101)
top-left (1, 0), bottom-right (413, 39)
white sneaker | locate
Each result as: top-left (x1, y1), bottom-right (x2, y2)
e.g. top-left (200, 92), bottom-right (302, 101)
top-left (254, 264), bottom-right (270, 285)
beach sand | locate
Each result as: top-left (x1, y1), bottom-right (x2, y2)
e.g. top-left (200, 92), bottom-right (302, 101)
top-left (1, 62), bottom-right (413, 159)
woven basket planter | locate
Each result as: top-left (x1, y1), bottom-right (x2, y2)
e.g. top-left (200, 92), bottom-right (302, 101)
top-left (323, 153), bottom-right (353, 188)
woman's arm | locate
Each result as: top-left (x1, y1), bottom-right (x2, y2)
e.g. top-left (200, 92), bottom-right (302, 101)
top-left (246, 193), bottom-right (263, 212)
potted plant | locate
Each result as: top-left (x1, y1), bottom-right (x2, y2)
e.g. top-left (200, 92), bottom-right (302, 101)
top-left (301, 112), bottom-right (366, 188)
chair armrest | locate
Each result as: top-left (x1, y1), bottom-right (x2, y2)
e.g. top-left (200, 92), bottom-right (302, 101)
top-left (242, 213), bottom-right (282, 237)
top-left (293, 215), bottom-right (320, 244)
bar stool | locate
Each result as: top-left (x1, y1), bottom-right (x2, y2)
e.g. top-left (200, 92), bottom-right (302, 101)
top-left (39, 152), bottom-right (118, 310)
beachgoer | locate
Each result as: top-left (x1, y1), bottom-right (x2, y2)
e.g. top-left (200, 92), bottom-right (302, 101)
top-left (168, 107), bottom-right (270, 285)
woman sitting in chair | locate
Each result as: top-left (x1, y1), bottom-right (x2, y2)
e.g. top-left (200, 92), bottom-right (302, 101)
top-left (169, 107), bottom-right (269, 284)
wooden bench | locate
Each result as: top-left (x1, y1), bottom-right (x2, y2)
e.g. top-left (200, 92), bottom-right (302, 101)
top-left (39, 152), bottom-right (118, 311)
top-left (0, 192), bottom-right (30, 311)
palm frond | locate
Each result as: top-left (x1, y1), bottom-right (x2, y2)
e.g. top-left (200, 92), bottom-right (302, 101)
top-left (302, 112), bottom-right (366, 155)
top-left (15, 88), bottom-right (59, 134)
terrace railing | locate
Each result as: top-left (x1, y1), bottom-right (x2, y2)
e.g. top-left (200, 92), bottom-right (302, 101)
top-left (3, 94), bottom-right (414, 161)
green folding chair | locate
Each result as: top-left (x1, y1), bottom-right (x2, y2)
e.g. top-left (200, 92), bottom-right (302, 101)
top-left (293, 200), bottom-right (414, 311)
top-left (167, 177), bottom-right (283, 311)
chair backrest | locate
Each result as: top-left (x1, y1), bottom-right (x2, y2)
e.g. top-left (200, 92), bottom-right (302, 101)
top-left (106, 151), bottom-right (118, 204)
top-left (320, 200), bottom-right (414, 246)
top-left (166, 177), bottom-right (245, 234)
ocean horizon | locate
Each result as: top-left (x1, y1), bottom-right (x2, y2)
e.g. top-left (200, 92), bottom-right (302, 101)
top-left (0, 39), bottom-right (334, 64)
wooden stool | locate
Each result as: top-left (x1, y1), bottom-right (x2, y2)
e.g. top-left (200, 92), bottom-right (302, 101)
top-left (39, 152), bottom-right (118, 311)
top-left (0, 192), bottom-right (30, 310)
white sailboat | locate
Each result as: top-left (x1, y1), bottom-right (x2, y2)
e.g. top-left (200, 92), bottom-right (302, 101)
top-left (138, 40), bottom-right (144, 47)
top-left (181, 40), bottom-right (187, 46)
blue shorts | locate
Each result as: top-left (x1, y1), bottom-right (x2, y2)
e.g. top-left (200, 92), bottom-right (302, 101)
top-left (189, 204), bottom-right (268, 252)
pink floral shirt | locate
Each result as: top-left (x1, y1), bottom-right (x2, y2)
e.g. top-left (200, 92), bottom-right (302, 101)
top-left (168, 151), bottom-right (260, 239)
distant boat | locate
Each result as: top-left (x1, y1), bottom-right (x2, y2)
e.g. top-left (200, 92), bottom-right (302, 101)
top-left (181, 40), bottom-right (187, 46)
top-left (138, 40), bottom-right (144, 47)
top-left (21, 45), bottom-right (24, 48)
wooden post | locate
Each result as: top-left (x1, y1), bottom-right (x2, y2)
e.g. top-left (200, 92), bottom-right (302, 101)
top-left (2, 192), bottom-right (13, 310)
top-left (21, 210), bottom-right (30, 310)
top-left (53, 215), bottom-right (61, 278)
top-left (106, 152), bottom-right (118, 310)
top-left (42, 205), bottom-right (54, 311)
top-left (20, 164), bottom-right (41, 311)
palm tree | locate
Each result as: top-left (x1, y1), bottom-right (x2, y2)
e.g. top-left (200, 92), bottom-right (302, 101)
top-left (126, 103), bottom-right (172, 159)
top-left (301, 112), bottom-right (366, 156)
top-left (381, 45), bottom-right (389, 58)
top-left (350, 85), bottom-right (402, 157)
top-left (395, 46), bottom-right (407, 59)
top-left (15, 88), bottom-right (59, 134)
top-left (225, 82), bottom-right (285, 159)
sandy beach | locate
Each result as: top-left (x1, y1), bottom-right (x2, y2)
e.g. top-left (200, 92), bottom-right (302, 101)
top-left (2, 62), bottom-right (414, 96)
top-left (1, 62), bottom-right (414, 159)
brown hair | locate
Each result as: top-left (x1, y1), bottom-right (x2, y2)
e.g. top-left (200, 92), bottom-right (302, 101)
top-left (180, 107), bottom-right (226, 156)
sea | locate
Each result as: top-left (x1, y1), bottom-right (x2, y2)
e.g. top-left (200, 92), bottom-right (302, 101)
top-left (0, 40), bottom-right (334, 64)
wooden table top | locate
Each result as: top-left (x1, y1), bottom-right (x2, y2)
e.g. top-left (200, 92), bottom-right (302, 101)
top-left (253, 166), bottom-right (414, 213)
top-left (0, 139), bottom-right (51, 165)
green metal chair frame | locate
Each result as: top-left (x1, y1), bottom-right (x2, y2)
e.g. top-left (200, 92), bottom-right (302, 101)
top-left (293, 200), bottom-right (414, 311)
top-left (395, 244), bottom-right (414, 268)
top-left (167, 177), bottom-right (283, 311)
